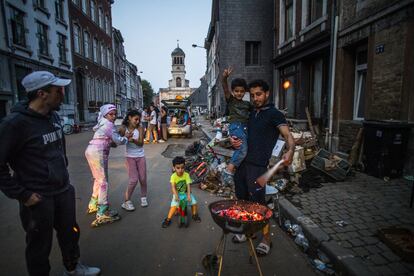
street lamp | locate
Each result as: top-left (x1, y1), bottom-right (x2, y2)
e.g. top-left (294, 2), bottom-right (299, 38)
top-left (192, 44), bottom-right (205, 49)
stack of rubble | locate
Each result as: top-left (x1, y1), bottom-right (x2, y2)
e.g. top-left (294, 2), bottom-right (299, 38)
top-left (199, 117), bottom-right (352, 197)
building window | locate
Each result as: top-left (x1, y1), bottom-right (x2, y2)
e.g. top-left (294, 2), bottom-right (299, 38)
top-left (93, 38), bottom-right (98, 62)
top-left (308, 0), bottom-right (323, 24)
top-left (354, 48), bottom-right (367, 120)
top-left (90, 1), bottom-right (96, 22)
top-left (83, 31), bottom-right (90, 58)
top-left (57, 33), bottom-right (67, 62)
top-left (37, 21), bottom-right (49, 55)
top-left (55, 0), bottom-right (65, 21)
top-left (310, 59), bottom-right (323, 118)
top-left (102, 45), bottom-right (107, 67)
top-left (98, 7), bottom-right (103, 29)
top-left (81, 0), bottom-right (88, 14)
top-left (100, 43), bottom-right (104, 66)
top-left (96, 79), bottom-right (102, 101)
top-left (280, 65), bottom-right (297, 117)
top-left (245, 41), bottom-right (260, 66)
top-left (10, 7), bottom-right (26, 47)
top-left (285, 0), bottom-right (294, 40)
top-left (176, 77), bottom-right (182, 87)
top-left (107, 48), bottom-right (112, 69)
top-left (35, 0), bottom-right (46, 9)
top-left (73, 24), bottom-right (81, 54)
top-left (105, 15), bottom-right (110, 34)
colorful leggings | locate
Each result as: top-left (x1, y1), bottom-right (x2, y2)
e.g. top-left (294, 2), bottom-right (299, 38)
top-left (125, 156), bottom-right (147, 199)
top-left (85, 145), bottom-right (109, 206)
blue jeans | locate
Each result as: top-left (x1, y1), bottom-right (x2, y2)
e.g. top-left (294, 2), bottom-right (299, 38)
top-left (229, 122), bottom-right (248, 167)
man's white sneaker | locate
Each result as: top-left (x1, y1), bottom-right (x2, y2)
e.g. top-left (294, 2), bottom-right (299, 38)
top-left (158, 139), bottom-right (166, 143)
top-left (121, 200), bottom-right (135, 211)
top-left (141, 197), bottom-right (148, 207)
top-left (63, 262), bottom-right (100, 276)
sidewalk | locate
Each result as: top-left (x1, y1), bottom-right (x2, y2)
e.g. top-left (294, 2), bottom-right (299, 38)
top-left (285, 173), bottom-right (414, 275)
top-left (198, 117), bottom-right (414, 275)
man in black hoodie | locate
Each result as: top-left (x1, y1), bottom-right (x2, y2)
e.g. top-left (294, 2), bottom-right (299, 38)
top-left (0, 71), bottom-right (100, 276)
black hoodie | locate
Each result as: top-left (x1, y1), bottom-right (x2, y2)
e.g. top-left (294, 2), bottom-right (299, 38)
top-left (0, 101), bottom-right (69, 202)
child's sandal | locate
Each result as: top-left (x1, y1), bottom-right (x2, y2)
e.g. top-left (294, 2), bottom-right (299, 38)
top-left (192, 214), bottom-right (201, 223)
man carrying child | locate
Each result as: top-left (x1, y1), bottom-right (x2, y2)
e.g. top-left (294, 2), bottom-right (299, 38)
top-left (231, 79), bottom-right (295, 256)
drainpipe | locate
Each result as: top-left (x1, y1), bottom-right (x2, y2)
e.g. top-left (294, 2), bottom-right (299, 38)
top-left (328, 0), bottom-right (338, 151)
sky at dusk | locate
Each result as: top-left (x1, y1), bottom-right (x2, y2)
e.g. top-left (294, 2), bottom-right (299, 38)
top-left (112, 0), bottom-right (212, 93)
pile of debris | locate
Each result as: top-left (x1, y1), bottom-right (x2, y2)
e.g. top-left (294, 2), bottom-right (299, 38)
top-left (199, 116), bottom-right (353, 197)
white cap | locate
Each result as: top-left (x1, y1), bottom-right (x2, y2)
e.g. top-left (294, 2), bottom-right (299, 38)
top-left (21, 71), bottom-right (71, 92)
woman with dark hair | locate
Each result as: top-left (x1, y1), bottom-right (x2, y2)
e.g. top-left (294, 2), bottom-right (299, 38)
top-left (119, 109), bottom-right (148, 209)
top-left (141, 107), bottom-right (149, 139)
top-left (160, 106), bottom-right (168, 142)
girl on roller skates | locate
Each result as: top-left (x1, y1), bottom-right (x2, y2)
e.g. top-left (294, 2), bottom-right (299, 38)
top-left (85, 104), bottom-right (132, 227)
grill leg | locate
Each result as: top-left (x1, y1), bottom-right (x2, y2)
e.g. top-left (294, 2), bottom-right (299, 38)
top-left (217, 234), bottom-right (227, 276)
top-left (248, 238), bottom-right (264, 276)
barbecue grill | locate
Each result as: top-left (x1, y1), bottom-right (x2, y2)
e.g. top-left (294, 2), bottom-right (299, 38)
top-left (204, 199), bottom-right (273, 276)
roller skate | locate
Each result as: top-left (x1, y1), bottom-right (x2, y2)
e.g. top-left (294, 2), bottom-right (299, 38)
top-left (86, 197), bottom-right (98, 214)
top-left (91, 205), bottom-right (121, 228)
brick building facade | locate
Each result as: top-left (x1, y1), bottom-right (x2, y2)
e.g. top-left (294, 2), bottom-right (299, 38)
top-left (69, 0), bottom-right (114, 122)
top-left (333, 0), bottom-right (414, 171)
top-left (273, 0), bottom-right (332, 126)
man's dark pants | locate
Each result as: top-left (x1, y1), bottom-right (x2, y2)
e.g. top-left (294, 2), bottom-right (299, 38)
top-left (19, 185), bottom-right (80, 276)
top-left (234, 161), bottom-right (267, 204)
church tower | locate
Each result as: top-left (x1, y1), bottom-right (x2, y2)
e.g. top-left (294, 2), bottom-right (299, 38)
top-left (169, 42), bottom-right (189, 88)
top-left (158, 42), bottom-right (194, 102)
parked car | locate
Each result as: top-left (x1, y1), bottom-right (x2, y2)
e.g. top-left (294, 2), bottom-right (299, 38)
top-left (161, 99), bottom-right (192, 137)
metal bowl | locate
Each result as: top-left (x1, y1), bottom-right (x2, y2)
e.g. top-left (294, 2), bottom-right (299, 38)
top-left (209, 199), bottom-right (273, 235)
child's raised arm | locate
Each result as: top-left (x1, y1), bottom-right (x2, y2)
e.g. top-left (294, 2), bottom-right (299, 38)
top-left (221, 67), bottom-right (233, 101)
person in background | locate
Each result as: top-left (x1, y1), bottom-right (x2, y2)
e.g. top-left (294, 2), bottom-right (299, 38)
top-left (85, 104), bottom-right (132, 227)
top-left (160, 106), bottom-right (168, 142)
top-left (0, 71), bottom-right (100, 275)
top-left (141, 107), bottom-right (149, 138)
top-left (145, 105), bottom-right (160, 143)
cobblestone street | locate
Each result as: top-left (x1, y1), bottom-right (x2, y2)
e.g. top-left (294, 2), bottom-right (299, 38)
top-left (287, 172), bottom-right (414, 275)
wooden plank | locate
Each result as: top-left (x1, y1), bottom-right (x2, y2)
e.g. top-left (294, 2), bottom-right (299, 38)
top-left (305, 107), bottom-right (316, 138)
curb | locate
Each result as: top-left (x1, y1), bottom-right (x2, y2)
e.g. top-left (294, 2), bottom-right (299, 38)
top-left (279, 196), bottom-right (377, 276)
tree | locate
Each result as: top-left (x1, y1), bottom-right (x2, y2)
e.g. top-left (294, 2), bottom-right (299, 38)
top-left (141, 79), bottom-right (154, 107)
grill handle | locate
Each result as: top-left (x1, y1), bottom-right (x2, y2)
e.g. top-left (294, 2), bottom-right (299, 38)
top-left (224, 221), bottom-right (244, 233)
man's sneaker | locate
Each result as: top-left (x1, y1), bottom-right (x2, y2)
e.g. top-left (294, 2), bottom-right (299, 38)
top-left (121, 200), bottom-right (135, 211)
top-left (221, 169), bottom-right (235, 187)
top-left (162, 218), bottom-right (171, 228)
top-left (63, 262), bottom-right (100, 276)
top-left (158, 139), bottom-right (166, 143)
top-left (141, 197), bottom-right (148, 207)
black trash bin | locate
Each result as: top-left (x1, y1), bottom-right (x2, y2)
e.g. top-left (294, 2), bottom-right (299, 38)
top-left (363, 120), bottom-right (413, 178)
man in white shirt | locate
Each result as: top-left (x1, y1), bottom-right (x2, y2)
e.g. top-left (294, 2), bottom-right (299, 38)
top-left (145, 105), bottom-right (159, 143)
